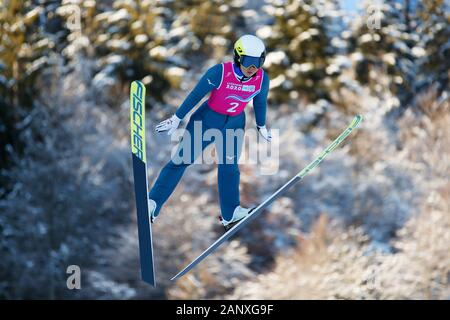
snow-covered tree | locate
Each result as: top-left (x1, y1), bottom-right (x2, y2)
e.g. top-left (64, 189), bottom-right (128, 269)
top-left (415, 0), bottom-right (450, 94)
top-left (0, 0), bottom-right (52, 193)
top-left (0, 59), bottom-right (139, 299)
top-left (349, 0), bottom-right (419, 107)
top-left (51, 0), bottom-right (176, 102)
top-left (261, 0), bottom-right (347, 104)
top-left (151, 0), bottom-right (248, 74)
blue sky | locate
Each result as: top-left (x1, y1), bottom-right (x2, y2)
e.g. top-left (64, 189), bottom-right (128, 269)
top-left (341, 0), bottom-right (359, 13)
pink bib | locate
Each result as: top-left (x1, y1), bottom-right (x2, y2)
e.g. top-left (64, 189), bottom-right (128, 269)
top-left (207, 62), bottom-right (264, 116)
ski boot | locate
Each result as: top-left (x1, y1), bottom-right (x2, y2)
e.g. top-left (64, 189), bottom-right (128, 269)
top-left (148, 199), bottom-right (157, 223)
top-left (220, 206), bottom-right (253, 231)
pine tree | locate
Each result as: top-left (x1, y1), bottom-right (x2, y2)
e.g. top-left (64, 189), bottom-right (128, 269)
top-left (350, 0), bottom-right (419, 107)
top-left (48, 0), bottom-right (172, 102)
top-left (262, 0), bottom-right (346, 104)
top-left (416, 0), bottom-right (450, 94)
top-left (0, 0), bottom-right (52, 194)
top-left (0, 0), bottom-right (53, 105)
top-left (153, 0), bottom-right (247, 69)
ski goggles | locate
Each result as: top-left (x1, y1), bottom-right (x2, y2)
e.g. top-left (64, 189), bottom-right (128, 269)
top-left (240, 55), bottom-right (263, 69)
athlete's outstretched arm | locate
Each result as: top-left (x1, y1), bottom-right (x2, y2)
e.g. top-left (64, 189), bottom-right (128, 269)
top-left (175, 64), bottom-right (223, 120)
top-left (252, 71), bottom-right (270, 127)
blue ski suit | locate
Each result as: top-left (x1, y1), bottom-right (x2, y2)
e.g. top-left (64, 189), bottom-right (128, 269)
top-left (149, 63), bottom-right (270, 220)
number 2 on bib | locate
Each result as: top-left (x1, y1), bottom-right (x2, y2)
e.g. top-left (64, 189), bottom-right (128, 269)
top-left (226, 102), bottom-right (239, 113)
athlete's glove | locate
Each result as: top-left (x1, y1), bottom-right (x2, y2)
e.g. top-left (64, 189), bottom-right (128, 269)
top-left (257, 125), bottom-right (272, 142)
top-left (155, 114), bottom-right (181, 135)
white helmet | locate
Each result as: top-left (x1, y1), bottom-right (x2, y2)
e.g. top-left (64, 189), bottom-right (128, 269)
top-left (233, 34), bottom-right (266, 69)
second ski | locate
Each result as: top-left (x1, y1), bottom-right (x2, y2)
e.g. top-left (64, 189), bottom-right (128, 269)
top-left (171, 115), bottom-right (363, 281)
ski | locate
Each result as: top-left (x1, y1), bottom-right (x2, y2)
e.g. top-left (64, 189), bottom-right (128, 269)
top-left (130, 80), bottom-right (156, 286)
top-left (171, 115), bottom-right (363, 281)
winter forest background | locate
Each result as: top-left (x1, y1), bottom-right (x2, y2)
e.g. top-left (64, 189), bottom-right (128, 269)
top-left (1, 0), bottom-right (449, 299)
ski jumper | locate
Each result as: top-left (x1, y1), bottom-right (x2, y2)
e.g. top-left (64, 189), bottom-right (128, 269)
top-left (148, 62), bottom-right (270, 220)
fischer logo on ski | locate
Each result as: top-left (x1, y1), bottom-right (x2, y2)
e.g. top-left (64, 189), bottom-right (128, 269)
top-left (131, 81), bottom-right (145, 161)
top-left (130, 80), bottom-right (156, 286)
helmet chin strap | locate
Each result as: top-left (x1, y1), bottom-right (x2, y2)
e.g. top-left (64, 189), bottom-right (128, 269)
top-left (239, 68), bottom-right (257, 82)
top-left (239, 74), bottom-right (250, 82)
top-left (240, 72), bottom-right (258, 82)
top-left (233, 62), bottom-right (256, 82)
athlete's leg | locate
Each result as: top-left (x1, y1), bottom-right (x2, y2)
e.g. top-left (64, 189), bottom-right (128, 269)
top-left (148, 105), bottom-right (212, 218)
top-left (217, 113), bottom-right (246, 221)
